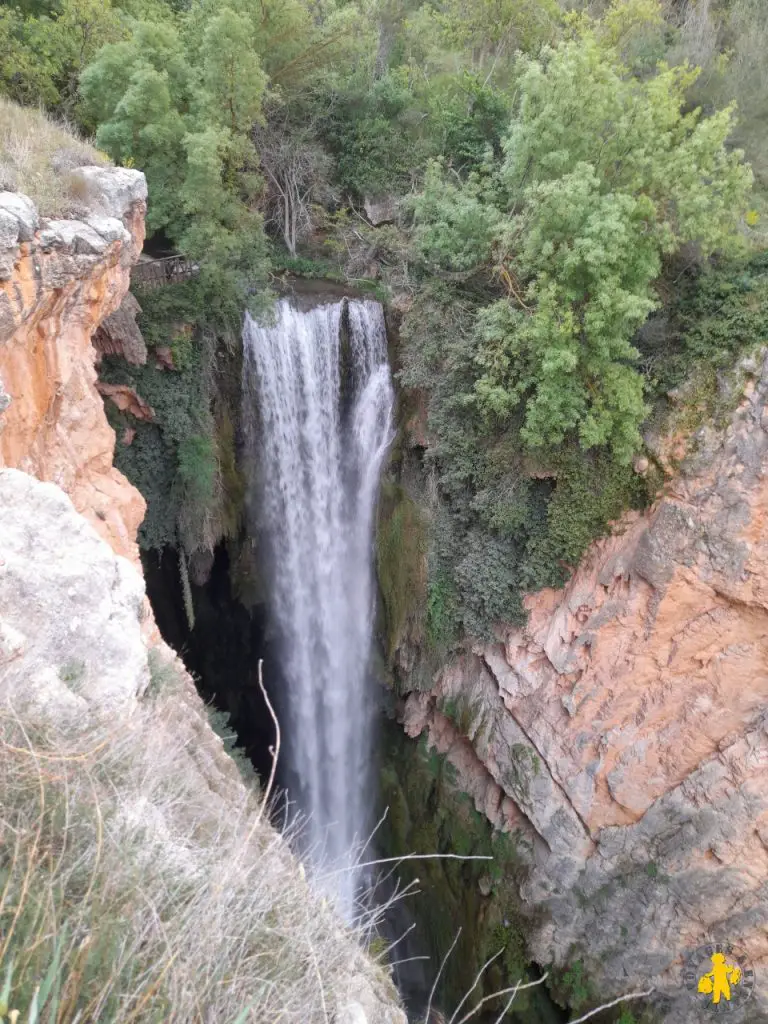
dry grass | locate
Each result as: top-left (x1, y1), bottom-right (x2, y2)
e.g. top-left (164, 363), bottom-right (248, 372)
top-left (0, 96), bottom-right (109, 217)
top-left (0, 659), bottom-right (403, 1023)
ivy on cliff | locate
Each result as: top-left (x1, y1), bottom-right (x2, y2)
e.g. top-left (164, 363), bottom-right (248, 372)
top-left (102, 283), bottom-right (245, 556)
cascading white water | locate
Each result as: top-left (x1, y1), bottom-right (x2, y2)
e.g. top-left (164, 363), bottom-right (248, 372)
top-left (242, 297), bottom-right (394, 917)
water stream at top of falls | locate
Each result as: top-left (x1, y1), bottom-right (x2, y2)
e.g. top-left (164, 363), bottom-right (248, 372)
top-left (242, 297), bottom-right (394, 918)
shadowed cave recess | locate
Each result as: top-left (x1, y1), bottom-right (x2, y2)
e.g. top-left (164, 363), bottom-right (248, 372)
top-left (142, 542), bottom-right (279, 786)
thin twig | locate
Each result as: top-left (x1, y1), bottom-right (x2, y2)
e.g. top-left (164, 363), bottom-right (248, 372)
top-left (425, 928), bottom-right (462, 1023)
top-left (388, 955), bottom-right (431, 969)
top-left (254, 658), bottom-right (280, 828)
top-left (454, 973), bottom-right (550, 1024)
top-left (449, 947), bottom-right (506, 1024)
top-left (566, 987), bottom-right (655, 1024)
top-left (382, 921), bottom-right (416, 959)
top-left (492, 978), bottom-right (521, 1024)
top-left (325, 853), bottom-right (493, 877)
top-left (356, 806), bottom-right (389, 866)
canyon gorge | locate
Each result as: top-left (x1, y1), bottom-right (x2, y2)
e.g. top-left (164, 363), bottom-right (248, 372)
top-left (3, 160), bottom-right (766, 1021)
top-left (1, 1), bottom-right (767, 1010)
top-left (0, 168), bottom-right (406, 1024)
top-left (4, 160), bottom-right (768, 1021)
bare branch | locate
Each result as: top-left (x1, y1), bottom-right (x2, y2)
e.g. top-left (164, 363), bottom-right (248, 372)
top-left (566, 987), bottom-right (655, 1024)
top-left (453, 972), bottom-right (550, 1024)
top-left (448, 947), bottom-right (506, 1024)
top-left (425, 928), bottom-right (462, 1024)
top-left (254, 658), bottom-right (280, 827)
top-left (492, 978), bottom-right (521, 1024)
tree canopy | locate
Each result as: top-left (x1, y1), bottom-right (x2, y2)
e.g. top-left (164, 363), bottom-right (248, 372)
top-left (412, 13), bottom-right (753, 462)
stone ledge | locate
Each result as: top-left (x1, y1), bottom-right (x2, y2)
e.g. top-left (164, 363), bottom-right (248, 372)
top-left (0, 167), bottom-right (147, 281)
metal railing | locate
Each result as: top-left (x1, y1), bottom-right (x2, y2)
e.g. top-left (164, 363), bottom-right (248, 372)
top-left (131, 254), bottom-right (200, 290)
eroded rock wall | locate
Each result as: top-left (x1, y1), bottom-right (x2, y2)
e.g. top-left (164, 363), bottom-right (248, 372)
top-left (0, 170), bottom-right (147, 564)
top-left (402, 355), bottom-right (768, 1022)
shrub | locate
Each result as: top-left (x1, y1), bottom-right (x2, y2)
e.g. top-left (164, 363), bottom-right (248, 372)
top-left (522, 450), bottom-right (649, 590)
top-left (399, 282), bottom-right (649, 641)
top-left (648, 251), bottom-right (768, 397)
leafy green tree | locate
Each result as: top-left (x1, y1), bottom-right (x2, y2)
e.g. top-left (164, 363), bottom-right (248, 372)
top-left (0, 8), bottom-right (61, 107)
top-left (80, 22), bottom-right (192, 233)
top-left (80, 12), bottom-right (268, 322)
top-left (436, 0), bottom-right (560, 65)
top-left (320, 70), bottom-right (422, 195)
top-left (199, 8), bottom-right (267, 135)
top-left (411, 158), bottom-right (501, 272)
top-left (52, 0), bottom-right (125, 109)
top-left (413, 1), bottom-right (753, 462)
top-left (0, 0), bottom-right (123, 111)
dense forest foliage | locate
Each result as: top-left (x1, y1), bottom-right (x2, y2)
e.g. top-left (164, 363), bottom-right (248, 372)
top-left (2, 0), bottom-right (766, 644)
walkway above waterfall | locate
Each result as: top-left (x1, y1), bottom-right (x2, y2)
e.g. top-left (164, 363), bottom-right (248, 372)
top-left (130, 254), bottom-right (200, 290)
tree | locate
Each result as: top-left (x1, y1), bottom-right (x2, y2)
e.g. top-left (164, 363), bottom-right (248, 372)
top-left (200, 8), bottom-right (267, 136)
top-left (253, 112), bottom-right (335, 255)
top-left (0, 8), bottom-right (61, 108)
top-left (0, 0), bottom-right (123, 112)
top-left (412, 0), bottom-right (754, 462)
top-left (52, 0), bottom-right (125, 111)
top-left (80, 21), bottom-right (192, 234)
top-left (80, 12), bottom-right (268, 324)
top-left (436, 0), bottom-right (560, 67)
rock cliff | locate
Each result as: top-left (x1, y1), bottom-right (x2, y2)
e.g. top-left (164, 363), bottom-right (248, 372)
top-left (0, 168), bottom-right (147, 564)
top-left (402, 356), bottom-right (768, 1022)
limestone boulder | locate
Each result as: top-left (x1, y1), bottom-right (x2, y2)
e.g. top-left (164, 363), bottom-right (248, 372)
top-left (0, 190), bottom-right (38, 241)
top-left (363, 194), bottom-right (398, 226)
top-left (68, 166), bottom-right (148, 222)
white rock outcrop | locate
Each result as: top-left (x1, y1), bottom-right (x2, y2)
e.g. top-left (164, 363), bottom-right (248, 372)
top-left (0, 468), bottom-right (149, 727)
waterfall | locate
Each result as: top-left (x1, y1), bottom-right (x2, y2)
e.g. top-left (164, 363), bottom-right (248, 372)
top-left (242, 297), bottom-right (394, 917)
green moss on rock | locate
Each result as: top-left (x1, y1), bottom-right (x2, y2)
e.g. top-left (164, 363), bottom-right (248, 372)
top-left (376, 482), bottom-right (428, 662)
top-left (378, 723), bottom-right (562, 1022)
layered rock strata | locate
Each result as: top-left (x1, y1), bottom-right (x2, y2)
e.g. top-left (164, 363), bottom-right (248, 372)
top-left (403, 355), bottom-right (768, 1022)
top-left (0, 169), bottom-right (147, 564)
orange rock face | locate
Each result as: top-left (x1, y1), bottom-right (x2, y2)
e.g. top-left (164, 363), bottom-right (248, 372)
top-left (0, 171), bottom-right (148, 566)
top-left (403, 356), bottom-right (768, 1021)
